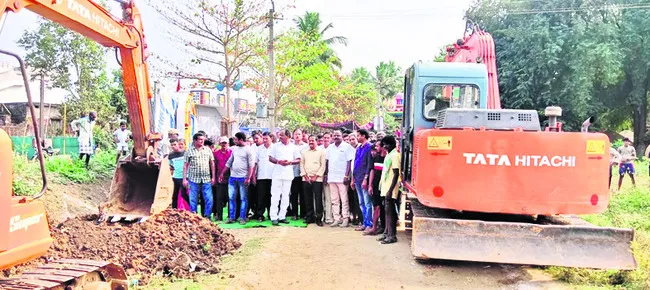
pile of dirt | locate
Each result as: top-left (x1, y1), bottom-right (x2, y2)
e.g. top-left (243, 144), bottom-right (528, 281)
top-left (3, 209), bottom-right (241, 284)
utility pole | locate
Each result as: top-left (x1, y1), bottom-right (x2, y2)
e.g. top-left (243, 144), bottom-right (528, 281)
top-left (267, 0), bottom-right (276, 134)
top-left (375, 87), bottom-right (383, 131)
top-left (39, 73), bottom-right (45, 141)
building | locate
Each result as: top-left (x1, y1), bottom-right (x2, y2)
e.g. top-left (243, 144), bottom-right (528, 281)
top-left (0, 63), bottom-right (68, 136)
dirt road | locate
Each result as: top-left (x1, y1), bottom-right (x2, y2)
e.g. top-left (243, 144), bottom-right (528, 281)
top-left (38, 182), bottom-right (568, 289)
top-left (216, 226), bottom-right (568, 290)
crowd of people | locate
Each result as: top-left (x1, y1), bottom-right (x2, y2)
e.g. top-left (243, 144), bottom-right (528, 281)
top-left (162, 128), bottom-right (402, 244)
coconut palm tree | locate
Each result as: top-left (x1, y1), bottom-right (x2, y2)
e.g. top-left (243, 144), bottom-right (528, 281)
top-left (374, 61), bottom-right (402, 101)
top-left (294, 11), bottom-right (348, 70)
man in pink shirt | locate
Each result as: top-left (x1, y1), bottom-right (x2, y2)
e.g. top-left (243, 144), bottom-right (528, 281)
top-left (213, 136), bottom-right (232, 221)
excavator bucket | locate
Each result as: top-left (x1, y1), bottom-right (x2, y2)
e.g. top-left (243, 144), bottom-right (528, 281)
top-left (409, 199), bottom-right (637, 270)
top-left (100, 159), bottom-right (174, 222)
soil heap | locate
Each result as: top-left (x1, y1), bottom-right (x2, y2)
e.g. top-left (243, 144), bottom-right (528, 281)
top-left (3, 209), bottom-right (241, 284)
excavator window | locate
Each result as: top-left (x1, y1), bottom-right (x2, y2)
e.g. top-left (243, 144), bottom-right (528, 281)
top-left (423, 84), bottom-right (480, 120)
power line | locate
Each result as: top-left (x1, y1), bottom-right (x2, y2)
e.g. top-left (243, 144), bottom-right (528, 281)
top-left (284, 2), bottom-right (650, 20)
top-left (503, 3), bottom-right (650, 15)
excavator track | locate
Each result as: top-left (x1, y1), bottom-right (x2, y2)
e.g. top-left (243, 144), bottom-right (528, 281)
top-left (0, 259), bottom-right (129, 290)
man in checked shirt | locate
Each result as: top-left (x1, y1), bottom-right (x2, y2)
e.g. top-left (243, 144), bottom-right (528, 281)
top-left (183, 132), bottom-right (217, 218)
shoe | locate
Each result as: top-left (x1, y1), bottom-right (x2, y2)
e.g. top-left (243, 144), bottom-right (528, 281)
top-left (340, 220), bottom-right (349, 228)
top-left (376, 235), bottom-right (386, 241)
top-left (226, 219), bottom-right (234, 224)
top-left (317, 221), bottom-right (324, 227)
top-left (330, 220), bottom-right (340, 227)
top-left (355, 225), bottom-right (366, 231)
top-left (272, 220), bottom-right (279, 226)
top-left (362, 228), bottom-right (375, 235)
top-left (279, 219), bottom-right (289, 224)
top-left (381, 237), bottom-right (397, 244)
top-left (239, 219), bottom-right (247, 225)
top-left (258, 217), bottom-right (264, 222)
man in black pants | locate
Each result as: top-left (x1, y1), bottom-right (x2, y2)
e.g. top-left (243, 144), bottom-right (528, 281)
top-left (300, 136), bottom-right (326, 226)
top-left (253, 132), bottom-right (274, 221)
top-left (378, 135), bottom-right (400, 244)
top-left (289, 129), bottom-right (308, 219)
top-left (168, 138), bottom-right (189, 208)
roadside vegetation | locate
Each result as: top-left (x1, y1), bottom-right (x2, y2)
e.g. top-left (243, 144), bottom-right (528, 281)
top-left (547, 160), bottom-right (650, 290)
top-left (12, 150), bottom-right (116, 196)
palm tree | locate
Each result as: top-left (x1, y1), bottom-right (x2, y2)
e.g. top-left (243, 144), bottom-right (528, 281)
top-left (294, 11), bottom-right (348, 70)
top-left (374, 61), bottom-right (402, 101)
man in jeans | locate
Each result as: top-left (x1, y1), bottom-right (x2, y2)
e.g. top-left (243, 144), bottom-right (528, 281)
top-left (300, 135), bottom-right (326, 226)
top-left (183, 132), bottom-right (216, 218)
top-left (352, 129), bottom-right (373, 232)
top-left (220, 132), bottom-right (255, 224)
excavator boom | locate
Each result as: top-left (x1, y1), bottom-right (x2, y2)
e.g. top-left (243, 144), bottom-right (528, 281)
top-left (2, 0), bottom-right (152, 156)
top-left (3, 0), bottom-right (174, 221)
top-left (1, 0), bottom-right (174, 284)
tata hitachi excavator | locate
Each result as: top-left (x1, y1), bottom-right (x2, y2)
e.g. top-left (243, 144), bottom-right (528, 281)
top-left (0, 0), bottom-right (173, 288)
top-left (400, 22), bottom-right (637, 269)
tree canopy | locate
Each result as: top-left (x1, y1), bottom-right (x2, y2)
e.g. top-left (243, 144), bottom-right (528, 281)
top-left (467, 0), bottom-right (650, 152)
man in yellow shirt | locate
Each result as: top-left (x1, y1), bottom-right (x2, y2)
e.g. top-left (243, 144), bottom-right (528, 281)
top-left (300, 136), bottom-right (327, 226)
top-left (379, 135), bottom-right (400, 244)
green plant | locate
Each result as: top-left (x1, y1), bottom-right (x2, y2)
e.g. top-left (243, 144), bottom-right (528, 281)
top-left (611, 139), bottom-right (624, 150)
top-left (547, 160), bottom-right (650, 289)
top-left (12, 154), bottom-right (41, 196)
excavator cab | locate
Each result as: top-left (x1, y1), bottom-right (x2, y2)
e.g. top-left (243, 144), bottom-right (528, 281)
top-left (400, 60), bottom-right (637, 270)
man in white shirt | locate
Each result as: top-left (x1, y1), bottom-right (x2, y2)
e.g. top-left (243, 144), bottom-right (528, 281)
top-left (113, 121), bottom-right (131, 164)
top-left (325, 130), bottom-right (354, 227)
top-left (346, 131), bottom-right (361, 225)
top-left (268, 129), bottom-right (301, 225)
top-left (253, 132), bottom-right (274, 221)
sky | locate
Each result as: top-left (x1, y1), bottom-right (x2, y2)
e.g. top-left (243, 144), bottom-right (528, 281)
top-left (0, 0), bottom-right (474, 87)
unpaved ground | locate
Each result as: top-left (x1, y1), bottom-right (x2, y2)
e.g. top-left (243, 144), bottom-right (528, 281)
top-left (42, 178), bottom-right (111, 223)
top-left (3, 210), bottom-right (241, 285)
top-left (38, 181), bottom-right (569, 289)
top-left (215, 226), bottom-right (569, 290)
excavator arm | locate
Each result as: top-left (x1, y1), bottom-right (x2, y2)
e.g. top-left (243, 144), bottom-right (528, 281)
top-left (2, 0), bottom-right (174, 221)
top-left (2, 0), bottom-right (153, 157)
top-left (445, 21), bottom-right (501, 110)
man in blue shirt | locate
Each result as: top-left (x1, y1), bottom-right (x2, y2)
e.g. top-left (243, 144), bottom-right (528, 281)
top-left (352, 129), bottom-right (374, 231)
top-left (168, 138), bottom-right (188, 208)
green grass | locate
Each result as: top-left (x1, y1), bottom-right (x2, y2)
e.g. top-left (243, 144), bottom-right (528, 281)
top-left (12, 150), bottom-right (117, 195)
top-left (136, 237), bottom-right (267, 290)
top-left (546, 160), bottom-right (650, 290)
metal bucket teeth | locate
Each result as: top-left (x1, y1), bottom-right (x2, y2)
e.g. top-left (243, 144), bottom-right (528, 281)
top-left (109, 215), bottom-right (122, 223)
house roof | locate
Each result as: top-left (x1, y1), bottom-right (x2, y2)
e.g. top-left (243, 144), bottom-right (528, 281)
top-left (0, 64), bottom-right (69, 105)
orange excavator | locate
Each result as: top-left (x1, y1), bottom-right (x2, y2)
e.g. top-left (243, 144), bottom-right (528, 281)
top-left (0, 0), bottom-right (173, 288)
top-left (400, 22), bottom-right (637, 269)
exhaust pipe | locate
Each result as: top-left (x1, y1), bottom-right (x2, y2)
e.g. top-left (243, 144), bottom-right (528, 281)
top-left (581, 116), bottom-right (596, 133)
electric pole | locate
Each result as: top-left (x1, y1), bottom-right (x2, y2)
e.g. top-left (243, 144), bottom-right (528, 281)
top-left (39, 73), bottom-right (45, 141)
top-left (268, 0), bottom-right (276, 134)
